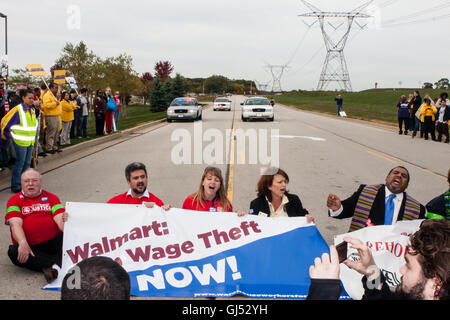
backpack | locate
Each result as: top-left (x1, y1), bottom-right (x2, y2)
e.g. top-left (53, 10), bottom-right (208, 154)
top-left (106, 98), bottom-right (117, 112)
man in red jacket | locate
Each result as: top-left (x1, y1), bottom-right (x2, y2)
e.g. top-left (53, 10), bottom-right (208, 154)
top-left (4, 168), bottom-right (66, 283)
top-left (107, 162), bottom-right (172, 211)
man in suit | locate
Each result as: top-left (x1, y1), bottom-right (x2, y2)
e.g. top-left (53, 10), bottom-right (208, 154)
top-left (326, 166), bottom-right (426, 232)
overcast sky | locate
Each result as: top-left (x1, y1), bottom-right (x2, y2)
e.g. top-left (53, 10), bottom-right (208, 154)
top-left (1, 0), bottom-right (449, 91)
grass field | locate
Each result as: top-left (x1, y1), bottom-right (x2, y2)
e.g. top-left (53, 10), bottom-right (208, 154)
top-left (272, 89), bottom-right (447, 124)
top-left (66, 105), bottom-right (166, 147)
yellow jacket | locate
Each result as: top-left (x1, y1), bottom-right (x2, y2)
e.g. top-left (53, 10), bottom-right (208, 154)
top-left (419, 104), bottom-right (438, 122)
top-left (61, 99), bottom-right (77, 122)
top-left (42, 90), bottom-right (62, 116)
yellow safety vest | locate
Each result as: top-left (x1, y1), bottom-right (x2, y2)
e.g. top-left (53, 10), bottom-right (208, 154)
top-left (10, 105), bottom-right (37, 147)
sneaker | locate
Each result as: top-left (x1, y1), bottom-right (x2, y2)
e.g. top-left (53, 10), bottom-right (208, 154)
top-left (56, 149), bottom-right (63, 153)
top-left (43, 267), bottom-right (58, 283)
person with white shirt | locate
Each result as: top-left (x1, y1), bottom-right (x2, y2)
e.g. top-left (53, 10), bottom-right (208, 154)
top-left (326, 166), bottom-right (426, 232)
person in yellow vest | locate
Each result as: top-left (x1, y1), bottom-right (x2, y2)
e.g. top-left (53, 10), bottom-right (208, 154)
top-left (0, 89), bottom-right (38, 192)
top-left (419, 98), bottom-right (438, 141)
top-left (41, 83), bottom-right (62, 154)
top-left (60, 91), bottom-right (77, 145)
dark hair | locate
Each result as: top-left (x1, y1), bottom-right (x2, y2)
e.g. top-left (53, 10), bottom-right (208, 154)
top-left (256, 167), bottom-right (289, 202)
top-left (62, 91), bottom-right (69, 99)
top-left (125, 162), bottom-right (147, 182)
top-left (414, 90), bottom-right (420, 95)
top-left (40, 83), bottom-right (47, 90)
top-left (80, 88), bottom-right (87, 94)
top-left (48, 82), bottom-right (57, 89)
top-left (388, 166), bottom-right (410, 183)
top-left (19, 89), bottom-right (34, 99)
top-left (448, 169), bottom-right (450, 185)
top-left (33, 87), bottom-right (40, 95)
top-left (424, 98), bottom-right (431, 104)
top-left (61, 256), bottom-right (130, 300)
top-left (440, 92), bottom-right (448, 99)
top-left (70, 89), bottom-right (76, 94)
top-left (408, 219), bottom-right (450, 300)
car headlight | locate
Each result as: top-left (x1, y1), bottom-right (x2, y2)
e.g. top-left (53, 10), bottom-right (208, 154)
top-left (167, 109), bottom-right (174, 113)
top-left (188, 109), bottom-right (195, 113)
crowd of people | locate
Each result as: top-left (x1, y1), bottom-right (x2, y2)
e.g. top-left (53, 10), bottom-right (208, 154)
top-left (397, 90), bottom-right (450, 142)
top-left (3, 162), bottom-right (449, 300)
top-left (0, 78), bottom-right (123, 192)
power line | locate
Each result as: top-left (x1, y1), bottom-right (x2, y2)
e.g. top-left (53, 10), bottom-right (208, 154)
top-left (383, 12), bottom-right (450, 28)
top-left (383, 1), bottom-right (450, 25)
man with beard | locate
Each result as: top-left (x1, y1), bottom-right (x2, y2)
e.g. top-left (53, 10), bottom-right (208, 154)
top-left (107, 162), bottom-right (172, 211)
top-left (326, 166), bottom-right (425, 232)
top-left (307, 219), bottom-right (450, 300)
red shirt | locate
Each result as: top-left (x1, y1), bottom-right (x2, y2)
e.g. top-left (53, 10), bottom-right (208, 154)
top-left (4, 190), bottom-right (65, 245)
top-left (107, 191), bottom-right (164, 206)
top-left (182, 195), bottom-right (233, 212)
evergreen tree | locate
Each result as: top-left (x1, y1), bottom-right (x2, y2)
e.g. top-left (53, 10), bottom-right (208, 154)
top-left (149, 78), bottom-right (166, 112)
top-left (171, 73), bottom-right (187, 99)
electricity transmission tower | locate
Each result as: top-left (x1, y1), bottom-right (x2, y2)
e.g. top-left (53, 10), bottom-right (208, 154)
top-left (299, 0), bottom-right (373, 91)
top-left (265, 63), bottom-right (290, 93)
top-left (254, 79), bottom-right (270, 92)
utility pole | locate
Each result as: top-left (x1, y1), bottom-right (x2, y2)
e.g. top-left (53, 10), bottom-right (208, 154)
top-left (298, 1), bottom-right (373, 92)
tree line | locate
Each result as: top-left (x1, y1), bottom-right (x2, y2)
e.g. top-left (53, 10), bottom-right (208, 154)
top-left (7, 41), bottom-right (257, 112)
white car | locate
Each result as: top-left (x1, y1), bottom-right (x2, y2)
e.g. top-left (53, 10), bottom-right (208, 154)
top-left (213, 97), bottom-right (232, 111)
top-left (240, 97), bottom-right (274, 121)
top-left (167, 97), bottom-right (202, 122)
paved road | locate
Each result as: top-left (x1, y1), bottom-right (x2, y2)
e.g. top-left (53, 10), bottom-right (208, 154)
top-left (0, 96), bottom-right (448, 299)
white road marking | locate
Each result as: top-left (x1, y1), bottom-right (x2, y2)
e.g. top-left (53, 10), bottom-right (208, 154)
top-left (272, 135), bottom-right (326, 142)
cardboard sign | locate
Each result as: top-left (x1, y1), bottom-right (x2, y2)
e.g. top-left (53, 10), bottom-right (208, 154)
top-left (53, 70), bottom-right (66, 85)
top-left (26, 64), bottom-right (46, 77)
top-left (65, 77), bottom-right (78, 89)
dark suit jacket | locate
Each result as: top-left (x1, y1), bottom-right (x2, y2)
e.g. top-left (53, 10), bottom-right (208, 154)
top-left (426, 192), bottom-right (447, 218)
top-left (249, 193), bottom-right (309, 217)
top-left (330, 184), bottom-right (426, 225)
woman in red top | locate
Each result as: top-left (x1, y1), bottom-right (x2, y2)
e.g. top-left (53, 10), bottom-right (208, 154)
top-left (183, 166), bottom-right (245, 215)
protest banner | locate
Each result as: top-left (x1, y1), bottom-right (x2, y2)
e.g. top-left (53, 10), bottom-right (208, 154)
top-left (334, 220), bottom-right (423, 300)
top-left (45, 202), bottom-right (349, 299)
top-left (0, 55), bottom-right (7, 78)
top-left (53, 70), bottom-right (66, 85)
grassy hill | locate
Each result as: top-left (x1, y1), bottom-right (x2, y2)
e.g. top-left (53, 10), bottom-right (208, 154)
top-left (271, 89), bottom-right (447, 124)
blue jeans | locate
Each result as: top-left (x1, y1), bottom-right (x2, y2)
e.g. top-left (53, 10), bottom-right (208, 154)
top-left (412, 116), bottom-right (422, 137)
top-left (337, 105), bottom-right (342, 115)
top-left (11, 143), bottom-right (33, 192)
top-left (77, 115), bottom-right (88, 138)
top-left (114, 110), bottom-right (120, 130)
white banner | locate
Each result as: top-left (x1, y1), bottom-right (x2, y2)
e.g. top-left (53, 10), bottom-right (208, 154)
top-left (334, 220), bottom-right (423, 300)
top-left (45, 202), bottom-right (340, 298)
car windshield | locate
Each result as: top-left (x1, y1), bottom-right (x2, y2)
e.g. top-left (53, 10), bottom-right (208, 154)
top-left (245, 98), bottom-right (270, 106)
top-left (215, 98), bottom-right (229, 102)
top-left (171, 99), bottom-right (196, 107)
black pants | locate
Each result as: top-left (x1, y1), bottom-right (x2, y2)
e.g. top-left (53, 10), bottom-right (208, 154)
top-left (398, 117), bottom-right (408, 134)
top-left (423, 116), bottom-right (436, 140)
top-left (95, 114), bottom-right (105, 136)
top-left (437, 122), bottom-right (449, 142)
top-left (8, 233), bottom-right (63, 272)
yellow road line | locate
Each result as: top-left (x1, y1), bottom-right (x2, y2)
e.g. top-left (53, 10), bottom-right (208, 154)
top-left (227, 102), bottom-right (237, 202)
top-left (367, 150), bottom-right (399, 164)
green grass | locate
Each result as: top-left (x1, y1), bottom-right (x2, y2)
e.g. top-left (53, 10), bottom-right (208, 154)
top-left (272, 89), bottom-right (447, 124)
top-left (65, 105), bottom-right (166, 147)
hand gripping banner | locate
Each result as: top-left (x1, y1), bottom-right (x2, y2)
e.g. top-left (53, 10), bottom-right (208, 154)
top-left (45, 202), bottom-right (349, 299)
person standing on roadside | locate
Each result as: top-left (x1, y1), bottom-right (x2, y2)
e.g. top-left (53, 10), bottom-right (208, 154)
top-left (94, 90), bottom-right (106, 136)
top-left (335, 94), bottom-right (343, 116)
top-left (41, 83), bottom-right (62, 154)
top-left (420, 98), bottom-right (437, 141)
top-left (409, 90), bottom-right (422, 138)
top-left (1, 89), bottom-right (38, 192)
top-left (76, 88), bottom-right (89, 138)
top-left (436, 99), bottom-right (450, 143)
top-left (397, 95), bottom-right (410, 135)
top-left (113, 91), bottom-right (121, 132)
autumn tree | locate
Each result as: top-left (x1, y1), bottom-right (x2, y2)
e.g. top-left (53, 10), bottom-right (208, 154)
top-left (140, 72), bottom-right (154, 105)
top-left (154, 61), bottom-right (174, 82)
